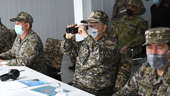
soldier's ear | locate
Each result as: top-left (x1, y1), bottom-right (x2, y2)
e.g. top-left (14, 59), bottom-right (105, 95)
top-left (25, 23), bottom-right (30, 30)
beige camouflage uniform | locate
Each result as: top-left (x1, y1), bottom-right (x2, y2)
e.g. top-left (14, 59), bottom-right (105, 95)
top-left (0, 12), bottom-right (47, 74)
top-left (113, 27), bottom-right (170, 96)
top-left (62, 10), bottom-right (120, 95)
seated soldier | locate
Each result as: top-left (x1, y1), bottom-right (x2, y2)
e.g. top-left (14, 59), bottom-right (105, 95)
top-left (0, 11), bottom-right (47, 74)
top-left (0, 19), bottom-right (16, 54)
top-left (113, 27), bottom-right (170, 96)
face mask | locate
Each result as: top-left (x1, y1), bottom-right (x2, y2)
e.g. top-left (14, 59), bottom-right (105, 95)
top-left (15, 25), bottom-right (24, 35)
top-left (87, 27), bottom-right (98, 38)
top-left (75, 34), bottom-right (85, 42)
top-left (147, 54), bottom-right (168, 69)
top-left (153, 0), bottom-right (159, 4)
top-left (126, 9), bottom-right (134, 16)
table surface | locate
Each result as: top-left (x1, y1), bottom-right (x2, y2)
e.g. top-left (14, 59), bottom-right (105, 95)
top-left (0, 66), bottom-right (95, 96)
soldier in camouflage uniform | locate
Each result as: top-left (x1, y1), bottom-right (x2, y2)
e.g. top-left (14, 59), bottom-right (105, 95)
top-left (0, 12), bottom-right (47, 74)
top-left (0, 21), bottom-right (16, 54)
top-left (112, 0), bottom-right (145, 20)
top-left (112, 0), bottom-right (148, 92)
top-left (113, 27), bottom-right (170, 96)
top-left (61, 10), bottom-right (120, 96)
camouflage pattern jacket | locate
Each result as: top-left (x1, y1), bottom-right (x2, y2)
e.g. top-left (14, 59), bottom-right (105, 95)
top-left (0, 24), bottom-right (16, 53)
top-left (113, 62), bottom-right (170, 96)
top-left (112, 15), bottom-right (148, 58)
top-left (62, 34), bottom-right (120, 92)
top-left (0, 30), bottom-right (47, 74)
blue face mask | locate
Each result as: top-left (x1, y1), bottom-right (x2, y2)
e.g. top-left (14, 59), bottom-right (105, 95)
top-left (147, 54), bottom-right (168, 69)
top-left (153, 0), bottom-right (159, 4)
top-left (15, 25), bottom-right (24, 35)
top-left (87, 27), bottom-right (98, 38)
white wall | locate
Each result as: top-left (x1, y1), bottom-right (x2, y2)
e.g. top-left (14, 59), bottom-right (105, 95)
top-left (0, 0), bottom-right (74, 44)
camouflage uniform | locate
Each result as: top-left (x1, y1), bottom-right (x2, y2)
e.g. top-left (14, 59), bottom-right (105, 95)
top-left (112, 0), bottom-right (145, 20)
top-left (113, 27), bottom-right (170, 96)
top-left (0, 12), bottom-right (47, 74)
top-left (0, 23), bottom-right (16, 54)
top-left (62, 10), bottom-right (120, 95)
top-left (111, 0), bottom-right (148, 91)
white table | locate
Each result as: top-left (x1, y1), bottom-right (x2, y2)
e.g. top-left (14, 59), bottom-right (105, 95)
top-left (0, 66), bottom-right (95, 96)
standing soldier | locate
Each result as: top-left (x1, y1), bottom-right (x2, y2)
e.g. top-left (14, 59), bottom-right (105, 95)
top-left (112, 0), bottom-right (148, 91)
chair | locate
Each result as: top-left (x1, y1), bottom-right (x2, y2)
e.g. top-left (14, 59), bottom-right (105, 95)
top-left (44, 38), bottom-right (64, 81)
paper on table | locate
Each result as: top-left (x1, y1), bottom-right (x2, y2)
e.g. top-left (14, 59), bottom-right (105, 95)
top-left (0, 81), bottom-right (27, 90)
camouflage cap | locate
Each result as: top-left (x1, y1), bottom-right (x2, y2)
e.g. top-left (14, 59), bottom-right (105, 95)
top-left (81, 10), bottom-right (109, 24)
top-left (10, 11), bottom-right (33, 24)
top-left (144, 27), bottom-right (170, 45)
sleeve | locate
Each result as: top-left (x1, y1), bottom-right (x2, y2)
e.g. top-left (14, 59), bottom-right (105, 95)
top-left (0, 49), bottom-right (14, 60)
top-left (113, 72), bottom-right (139, 96)
top-left (115, 58), bottom-right (133, 91)
top-left (61, 36), bottom-right (80, 57)
top-left (6, 38), bottom-right (42, 66)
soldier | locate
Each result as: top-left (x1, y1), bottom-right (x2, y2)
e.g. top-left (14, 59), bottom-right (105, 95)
top-left (61, 10), bottom-right (120, 96)
top-left (112, 0), bottom-right (145, 20)
top-left (113, 27), bottom-right (170, 96)
top-left (0, 20), bottom-right (16, 54)
top-left (0, 11), bottom-right (47, 74)
top-left (112, 0), bottom-right (148, 91)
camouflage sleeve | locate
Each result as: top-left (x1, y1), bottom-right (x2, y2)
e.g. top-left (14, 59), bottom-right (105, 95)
top-left (127, 20), bottom-right (148, 48)
top-left (113, 72), bottom-right (139, 96)
top-left (61, 37), bottom-right (80, 57)
top-left (112, 0), bottom-right (119, 19)
top-left (115, 58), bottom-right (133, 91)
top-left (7, 38), bottom-right (41, 66)
top-left (0, 49), bottom-right (14, 60)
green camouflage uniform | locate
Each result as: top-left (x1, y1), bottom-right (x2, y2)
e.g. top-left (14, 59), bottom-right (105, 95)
top-left (112, 0), bottom-right (145, 20)
top-left (113, 27), bottom-right (170, 96)
top-left (0, 23), bottom-right (16, 53)
top-left (0, 12), bottom-right (47, 74)
top-left (62, 10), bottom-right (120, 95)
top-left (112, 0), bottom-right (148, 92)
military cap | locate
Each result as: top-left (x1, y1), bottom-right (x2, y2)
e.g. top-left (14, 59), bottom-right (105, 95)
top-left (144, 27), bottom-right (170, 45)
top-left (81, 10), bottom-right (109, 24)
top-left (10, 11), bottom-right (33, 24)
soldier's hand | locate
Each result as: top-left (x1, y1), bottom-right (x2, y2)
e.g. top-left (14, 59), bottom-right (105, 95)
top-left (77, 24), bottom-right (88, 38)
top-left (120, 46), bottom-right (128, 54)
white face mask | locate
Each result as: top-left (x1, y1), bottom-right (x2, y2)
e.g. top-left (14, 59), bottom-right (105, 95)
top-left (87, 27), bottom-right (98, 38)
top-left (75, 27), bottom-right (98, 42)
top-left (75, 34), bottom-right (85, 42)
